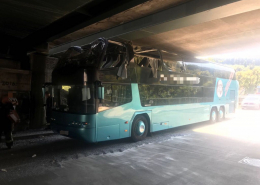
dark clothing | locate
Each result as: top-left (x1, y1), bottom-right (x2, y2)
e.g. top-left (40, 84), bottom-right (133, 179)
top-left (46, 97), bottom-right (52, 109)
top-left (0, 128), bottom-right (13, 148)
top-left (0, 102), bottom-right (13, 124)
top-left (46, 97), bottom-right (52, 124)
top-left (0, 102), bottom-right (14, 148)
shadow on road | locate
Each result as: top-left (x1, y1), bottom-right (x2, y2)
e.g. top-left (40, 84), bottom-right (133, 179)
top-left (0, 120), bottom-right (221, 170)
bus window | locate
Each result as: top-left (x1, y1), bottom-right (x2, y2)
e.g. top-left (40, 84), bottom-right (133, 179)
top-left (185, 62), bottom-right (213, 77)
top-left (101, 55), bottom-right (121, 69)
top-left (137, 57), bottom-right (150, 67)
top-left (201, 76), bottom-right (216, 87)
top-left (138, 84), bottom-right (205, 106)
top-left (98, 84), bottom-right (132, 112)
top-left (230, 90), bottom-right (235, 100)
top-left (161, 52), bottom-right (183, 72)
top-left (202, 87), bottom-right (214, 102)
top-left (100, 43), bottom-right (126, 69)
top-left (52, 84), bottom-right (95, 114)
top-left (164, 60), bottom-right (177, 71)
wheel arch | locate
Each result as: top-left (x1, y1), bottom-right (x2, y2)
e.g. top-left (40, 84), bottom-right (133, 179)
top-left (210, 105), bottom-right (227, 120)
top-left (210, 105), bottom-right (228, 112)
top-left (129, 111), bottom-right (152, 136)
top-left (210, 106), bottom-right (218, 111)
top-left (220, 105), bottom-right (226, 117)
top-left (211, 105), bottom-right (226, 112)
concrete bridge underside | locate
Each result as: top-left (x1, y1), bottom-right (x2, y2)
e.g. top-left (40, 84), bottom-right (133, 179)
top-left (49, 0), bottom-right (260, 57)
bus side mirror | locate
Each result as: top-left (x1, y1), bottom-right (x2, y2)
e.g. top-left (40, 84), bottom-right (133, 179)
top-left (98, 86), bottom-right (104, 100)
top-left (42, 87), bottom-right (45, 99)
top-left (82, 87), bottom-right (91, 101)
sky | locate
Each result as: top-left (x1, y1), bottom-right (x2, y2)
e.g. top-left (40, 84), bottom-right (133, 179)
top-left (197, 46), bottom-right (260, 59)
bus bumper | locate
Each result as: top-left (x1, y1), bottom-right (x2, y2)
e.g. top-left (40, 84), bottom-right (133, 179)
top-left (51, 124), bottom-right (96, 143)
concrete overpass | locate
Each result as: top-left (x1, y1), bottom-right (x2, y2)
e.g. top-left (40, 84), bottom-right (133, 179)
top-left (0, 0), bottom-right (259, 128)
top-left (1, 0), bottom-right (259, 57)
top-left (49, 0), bottom-right (260, 57)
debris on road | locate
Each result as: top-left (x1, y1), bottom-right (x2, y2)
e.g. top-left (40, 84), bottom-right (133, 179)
top-left (1, 169), bottom-right (7, 172)
top-left (32, 154), bottom-right (37, 158)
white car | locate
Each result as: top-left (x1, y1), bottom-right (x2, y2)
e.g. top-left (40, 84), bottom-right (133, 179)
top-left (242, 95), bottom-right (260, 109)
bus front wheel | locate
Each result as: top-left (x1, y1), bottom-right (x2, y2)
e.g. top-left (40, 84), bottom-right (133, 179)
top-left (210, 108), bottom-right (217, 123)
top-left (131, 115), bottom-right (148, 142)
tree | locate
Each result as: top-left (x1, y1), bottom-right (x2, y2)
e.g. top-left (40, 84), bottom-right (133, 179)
top-left (236, 67), bottom-right (260, 94)
top-left (203, 57), bottom-right (260, 94)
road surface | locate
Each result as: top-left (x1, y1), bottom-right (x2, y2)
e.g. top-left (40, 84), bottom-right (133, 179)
top-left (1, 109), bottom-right (260, 185)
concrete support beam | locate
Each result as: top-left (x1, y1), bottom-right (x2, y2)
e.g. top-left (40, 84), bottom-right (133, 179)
top-left (29, 53), bottom-right (46, 128)
top-left (29, 52), bottom-right (58, 128)
top-left (49, 0), bottom-right (260, 55)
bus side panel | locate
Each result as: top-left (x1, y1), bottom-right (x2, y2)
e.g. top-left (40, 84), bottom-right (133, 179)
top-left (96, 83), bottom-right (145, 142)
top-left (214, 78), bottom-right (238, 113)
top-left (96, 105), bottom-right (135, 142)
top-left (150, 104), bottom-right (210, 132)
top-left (97, 124), bottom-right (120, 141)
top-left (182, 104), bottom-right (210, 125)
top-left (96, 84), bottom-right (144, 141)
top-left (151, 107), bottom-right (170, 131)
top-left (169, 104), bottom-right (210, 127)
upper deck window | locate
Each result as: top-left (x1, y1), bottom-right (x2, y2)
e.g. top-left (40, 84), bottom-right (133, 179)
top-left (161, 52), bottom-right (184, 72)
top-left (185, 58), bottom-right (236, 79)
top-left (100, 43), bottom-right (126, 69)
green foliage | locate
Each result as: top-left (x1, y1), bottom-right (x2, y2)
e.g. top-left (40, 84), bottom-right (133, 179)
top-left (206, 58), bottom-right (225, 63)
top-left (203, 57), bottom-right (260, 94)
top-left (236, 67), bottom-right (260, 94)
top-left (226, 64), bottom-right (256, 72)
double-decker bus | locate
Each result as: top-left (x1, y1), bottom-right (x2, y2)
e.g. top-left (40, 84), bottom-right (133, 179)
top-left (49, 38), bottom-right (238, 142)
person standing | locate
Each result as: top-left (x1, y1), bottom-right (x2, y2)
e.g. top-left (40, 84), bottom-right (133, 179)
top-left (0, 95), bottom-right (15, 149)
top-left (45, 91), bottom-right (52, 129)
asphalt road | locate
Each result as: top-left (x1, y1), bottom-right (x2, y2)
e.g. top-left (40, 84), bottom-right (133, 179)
top-left (1, 109), bottom-right (260, 185)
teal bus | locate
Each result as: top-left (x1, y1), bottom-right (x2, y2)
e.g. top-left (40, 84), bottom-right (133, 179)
top-left (49, 38), bottom-right (239, 142)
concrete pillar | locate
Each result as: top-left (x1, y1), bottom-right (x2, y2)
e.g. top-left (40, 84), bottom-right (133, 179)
top-left (30, 53), bottom-right (46, 128)
top-left (29, 53), bottom-right (58, 128)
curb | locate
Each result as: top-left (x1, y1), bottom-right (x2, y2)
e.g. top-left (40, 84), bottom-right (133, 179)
top-left (13, 132), bottom-right (57, 140)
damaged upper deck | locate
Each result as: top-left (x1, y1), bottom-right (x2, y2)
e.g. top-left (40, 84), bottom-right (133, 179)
top-left (52, 38), bottom-right (234, 87)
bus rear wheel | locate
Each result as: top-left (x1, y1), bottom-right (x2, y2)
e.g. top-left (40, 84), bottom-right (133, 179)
top-left (210, 108), bottom-right (217, 123)
top-left (217, 107), bottom-right (225, 122)
top-left (131, 115), bottom-right (148, 142)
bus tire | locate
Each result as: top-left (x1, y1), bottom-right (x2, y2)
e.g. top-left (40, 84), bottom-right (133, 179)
top-left (217, 107), bottom-right (225, 122)
top-left (210, 108), bottom-right (217, 123)
top-left (131, 115), bottom-right (148, 142)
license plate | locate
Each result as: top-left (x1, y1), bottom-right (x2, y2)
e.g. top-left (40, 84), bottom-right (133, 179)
top-left (60, 130), bottom-right (69, 135)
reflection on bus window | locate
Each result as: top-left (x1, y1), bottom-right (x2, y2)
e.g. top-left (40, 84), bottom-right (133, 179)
top-left (184, 58), bottom-right (236, 80)
top-left (52, 85), bottom-right (95, 114)
top-left (62, 86), bottom-right (71, 91)
top-left (164, 60), bottom-right (177, 71)
top-left (161, 52), bottom-right (182, 72)
top-left (98, 84), bottom-right (132, 112)
top-left (138, 84), bottom-right (214, 106)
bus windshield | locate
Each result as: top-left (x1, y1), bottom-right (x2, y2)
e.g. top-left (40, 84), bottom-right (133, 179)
top-left (52, 84), bottom-right (96, 114)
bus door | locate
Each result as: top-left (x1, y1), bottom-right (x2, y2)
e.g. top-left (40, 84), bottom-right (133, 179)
top-left (229, 90), bottom-right (236, 113)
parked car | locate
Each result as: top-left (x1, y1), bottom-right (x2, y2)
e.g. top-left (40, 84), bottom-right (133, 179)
top-left (242, 95), bottom-right (260, 109)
